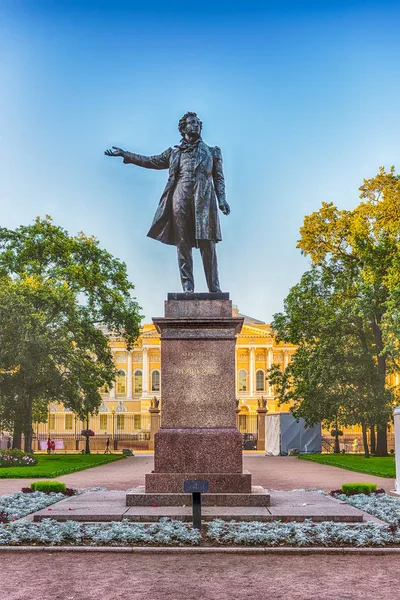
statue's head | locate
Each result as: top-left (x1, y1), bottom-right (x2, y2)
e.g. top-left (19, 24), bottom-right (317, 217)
top-left (178, 112), bottom-right (203, 138)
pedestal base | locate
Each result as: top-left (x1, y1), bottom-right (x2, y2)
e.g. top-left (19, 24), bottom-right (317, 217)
top-left (145, 470), bottom-right (252, 494)
top-left (154, 428), bottom-right (243, 473)
top-left (127, 485), bottom-right (269, 506)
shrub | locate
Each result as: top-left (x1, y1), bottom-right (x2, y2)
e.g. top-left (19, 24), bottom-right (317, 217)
top-left (30, 481), bottom-right (66, 493)
top-left (341, 483), bottom-right (377, 496)
top-left (0, 449), bottom-right (37, 468)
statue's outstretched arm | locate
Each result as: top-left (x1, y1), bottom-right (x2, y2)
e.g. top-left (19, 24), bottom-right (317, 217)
top-left (105, 146), bottom-right (171, 170)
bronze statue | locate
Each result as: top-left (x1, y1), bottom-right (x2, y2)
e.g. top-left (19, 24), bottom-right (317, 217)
top-left (105, 112), bottom-right (230, 293)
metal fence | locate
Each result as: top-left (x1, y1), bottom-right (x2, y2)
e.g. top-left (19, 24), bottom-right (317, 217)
top-left (34, 412), bottom-right (152, 451)
top-left (238, 413), bottom-right (258, 449)
top-left (322, 432), bottom-right (395, 454)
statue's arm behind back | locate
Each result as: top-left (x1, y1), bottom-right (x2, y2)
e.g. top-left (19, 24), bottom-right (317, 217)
top-left (212, 146), bottom-right (226, 204)
top-left (123, 148), bottom-right (172, 170)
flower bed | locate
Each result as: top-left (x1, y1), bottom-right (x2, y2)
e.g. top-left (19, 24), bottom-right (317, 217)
top-left (207, 518), bottom-right (400, 547)
top-left (0, 488), bottom-right (400, 547)
top-left (0, 518), bottom-right (201, 546)
top-left (0, 449), bottom-right (37, 468)
top-left (334, 492), bottom-right (400, 526)
top-left (0, 491), bottom-right (66, 521)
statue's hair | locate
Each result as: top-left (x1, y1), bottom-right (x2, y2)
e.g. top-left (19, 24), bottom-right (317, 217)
top-left (178, 112), bottom-right (203, 135)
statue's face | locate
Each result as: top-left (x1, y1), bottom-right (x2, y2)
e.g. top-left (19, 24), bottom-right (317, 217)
top-left (183, 115), bottom-right (201, 137)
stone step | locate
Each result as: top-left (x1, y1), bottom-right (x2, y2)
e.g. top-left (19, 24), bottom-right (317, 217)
top-left (126, 485), bottom-right (270, 507)
top-left (31, 490), bottom-right (370, 524)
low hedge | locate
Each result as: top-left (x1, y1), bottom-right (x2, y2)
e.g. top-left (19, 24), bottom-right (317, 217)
top-left (341, 483), bottom-right (377, 496)
top-left (30, 481), bottom-right (66, 493)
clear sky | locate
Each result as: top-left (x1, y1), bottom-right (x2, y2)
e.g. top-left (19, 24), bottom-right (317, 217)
top-left (1, 0), bottom-right (399, 323)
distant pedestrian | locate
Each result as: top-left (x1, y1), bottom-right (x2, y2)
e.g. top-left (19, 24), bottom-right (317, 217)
top-left (104, 438), bottom-right (111, 454)
top-left (47, 438), bottom-right (52, 454)
top-left (6, 438), bottom-right (11, 450)
top-left (51, 440), bottom-right (56, 454)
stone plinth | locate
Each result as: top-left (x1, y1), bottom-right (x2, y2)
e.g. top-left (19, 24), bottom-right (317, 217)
top-left (146, 293), bottom-right (249, 495)
top-left (148, 407), bottom-right (160, 451)
top-left (256, 408), bottom-right (268, 451)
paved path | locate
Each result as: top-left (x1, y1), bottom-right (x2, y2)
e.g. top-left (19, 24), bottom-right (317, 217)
top-left (0, 553), bottom-right (398, 600)
top-left (0, 455), bottom-right (394, 494)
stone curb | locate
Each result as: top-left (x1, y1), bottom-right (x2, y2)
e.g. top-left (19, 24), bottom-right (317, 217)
top-left (1, 545), bottom-right (400, 554)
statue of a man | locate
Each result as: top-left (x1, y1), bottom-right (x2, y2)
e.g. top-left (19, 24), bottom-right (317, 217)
top-left (105, 112), bottom-right (230, 293)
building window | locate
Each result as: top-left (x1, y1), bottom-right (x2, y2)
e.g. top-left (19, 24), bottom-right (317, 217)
top-left (116, 370), bottom-right (126, 396)
top-left (134, 370), bottom-right (143, 396)
top-left (117, 414), bottom-right (125, 430)
top-left (134, 414), bottom-right (141, 429)
top-left (65, 414), bottom-right (73, 430)
top-left (151, 370), bottom-right (160, 392)
top-left (100, 414), bottom-right (108, 430)
top-left (238, 370), bottom-right (247, 392)
top-left (256, 370), bottom-right (265, 392)
top-left (49, 414), bottom-right (56, 430)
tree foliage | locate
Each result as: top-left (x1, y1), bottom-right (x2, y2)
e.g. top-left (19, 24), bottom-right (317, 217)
top-left (271, 167), bottom-right (400, 455)
top-left (0, 217), bottom-right (142, 449)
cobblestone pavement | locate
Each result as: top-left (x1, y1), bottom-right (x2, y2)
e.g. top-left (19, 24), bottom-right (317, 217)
top-left (0, 454), bottom-right (394, 495)
top-left (0, 553), bottom-right (398, 600)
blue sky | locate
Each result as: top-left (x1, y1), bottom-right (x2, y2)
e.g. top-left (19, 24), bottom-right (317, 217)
top-left (1, 0), bottom-right (400, 322)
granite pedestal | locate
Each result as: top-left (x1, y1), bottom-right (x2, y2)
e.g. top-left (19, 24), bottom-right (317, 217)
top-left (126, 293), bottom-right (269, 508)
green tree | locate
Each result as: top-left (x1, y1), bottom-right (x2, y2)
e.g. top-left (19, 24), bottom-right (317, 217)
top-left (0, 217), bottom-right (142, 450)
top-left (269, 266), bottom-right (392, 458)
top-left (297, 167), bottom-right (400, 455)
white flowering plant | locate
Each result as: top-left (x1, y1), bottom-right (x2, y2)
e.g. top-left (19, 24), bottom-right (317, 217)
top-left (0, 449), bottom-right (37, 467)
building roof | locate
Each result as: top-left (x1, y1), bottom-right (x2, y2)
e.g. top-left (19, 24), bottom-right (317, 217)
top-left (237, 312), bottom-right (266, 325)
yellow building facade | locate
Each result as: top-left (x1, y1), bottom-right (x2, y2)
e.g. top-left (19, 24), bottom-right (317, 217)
top-left (40, 306), bottom-right (395, 452)
top-left (41, 308), bottom-right (295, 450)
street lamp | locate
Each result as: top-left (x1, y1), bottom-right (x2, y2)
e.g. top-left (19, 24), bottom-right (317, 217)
top-left (112, 408), bottom-right (117, 451)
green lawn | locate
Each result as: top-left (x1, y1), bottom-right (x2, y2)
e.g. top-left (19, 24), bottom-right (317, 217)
top-left (0, 454), bottom-right (125, 478)
top-left (298, 453), bottom-right (396, 478)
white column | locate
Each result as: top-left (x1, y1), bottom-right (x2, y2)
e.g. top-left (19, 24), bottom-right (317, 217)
top-left (142, 347), bottom-right (149, 396)
top-left (394, 406), bottom-right (400, 494)
top-left (109, 350), bottom-right (116, 399)
top-left (284, 350), bottom-right (289, 370)
top-left (127, 351), bottom-right (132, 399)
top-left (235, 347), bottom-right (238, 396)
top-left (249, 347), bottom-right (255, 396)
top-left (267, 347), bottom-right (273, 397)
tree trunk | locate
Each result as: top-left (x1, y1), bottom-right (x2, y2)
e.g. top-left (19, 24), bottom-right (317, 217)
top-left (12, 419), bottom-right (22, 450)
top-left (370, 426), bottom-right (376, 455)
top-left (376, 423), bottom-right (388, 457)
top-left (85, 435), bottom-right (91, 454)
top-left (23, 394), bottom-right (34, 453)
top-left (371, 315), bottom-right (388, 455)
top-left (24, 426), bottom-right (33, 454)
top-left (361, 421), bottom-right (370, 458)
top-left (334, 433), bottom-right (340, 454)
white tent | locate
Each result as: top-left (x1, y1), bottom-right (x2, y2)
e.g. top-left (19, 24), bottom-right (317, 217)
top-left (265, 412), bottom-right (321, 456)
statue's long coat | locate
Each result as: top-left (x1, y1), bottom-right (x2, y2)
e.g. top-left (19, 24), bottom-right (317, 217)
top-left (123, 141), bottom-right (226, 247)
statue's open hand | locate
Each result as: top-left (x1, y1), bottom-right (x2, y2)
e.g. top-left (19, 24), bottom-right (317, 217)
top-left (219, 201), bottom-right (231, 216)
top-left (104, 146), bottom-right (125, 157)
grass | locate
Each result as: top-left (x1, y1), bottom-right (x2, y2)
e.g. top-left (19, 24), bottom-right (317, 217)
top-left (298, 453), bottom-right (396, 478)
top-left (0, 453), bottom-right (125, 478)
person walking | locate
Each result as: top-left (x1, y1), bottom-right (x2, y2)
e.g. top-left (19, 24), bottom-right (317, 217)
top-left (47, 438), bottom-right (52, 454)
top-left (104, 437), bottom-right (111, 454)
